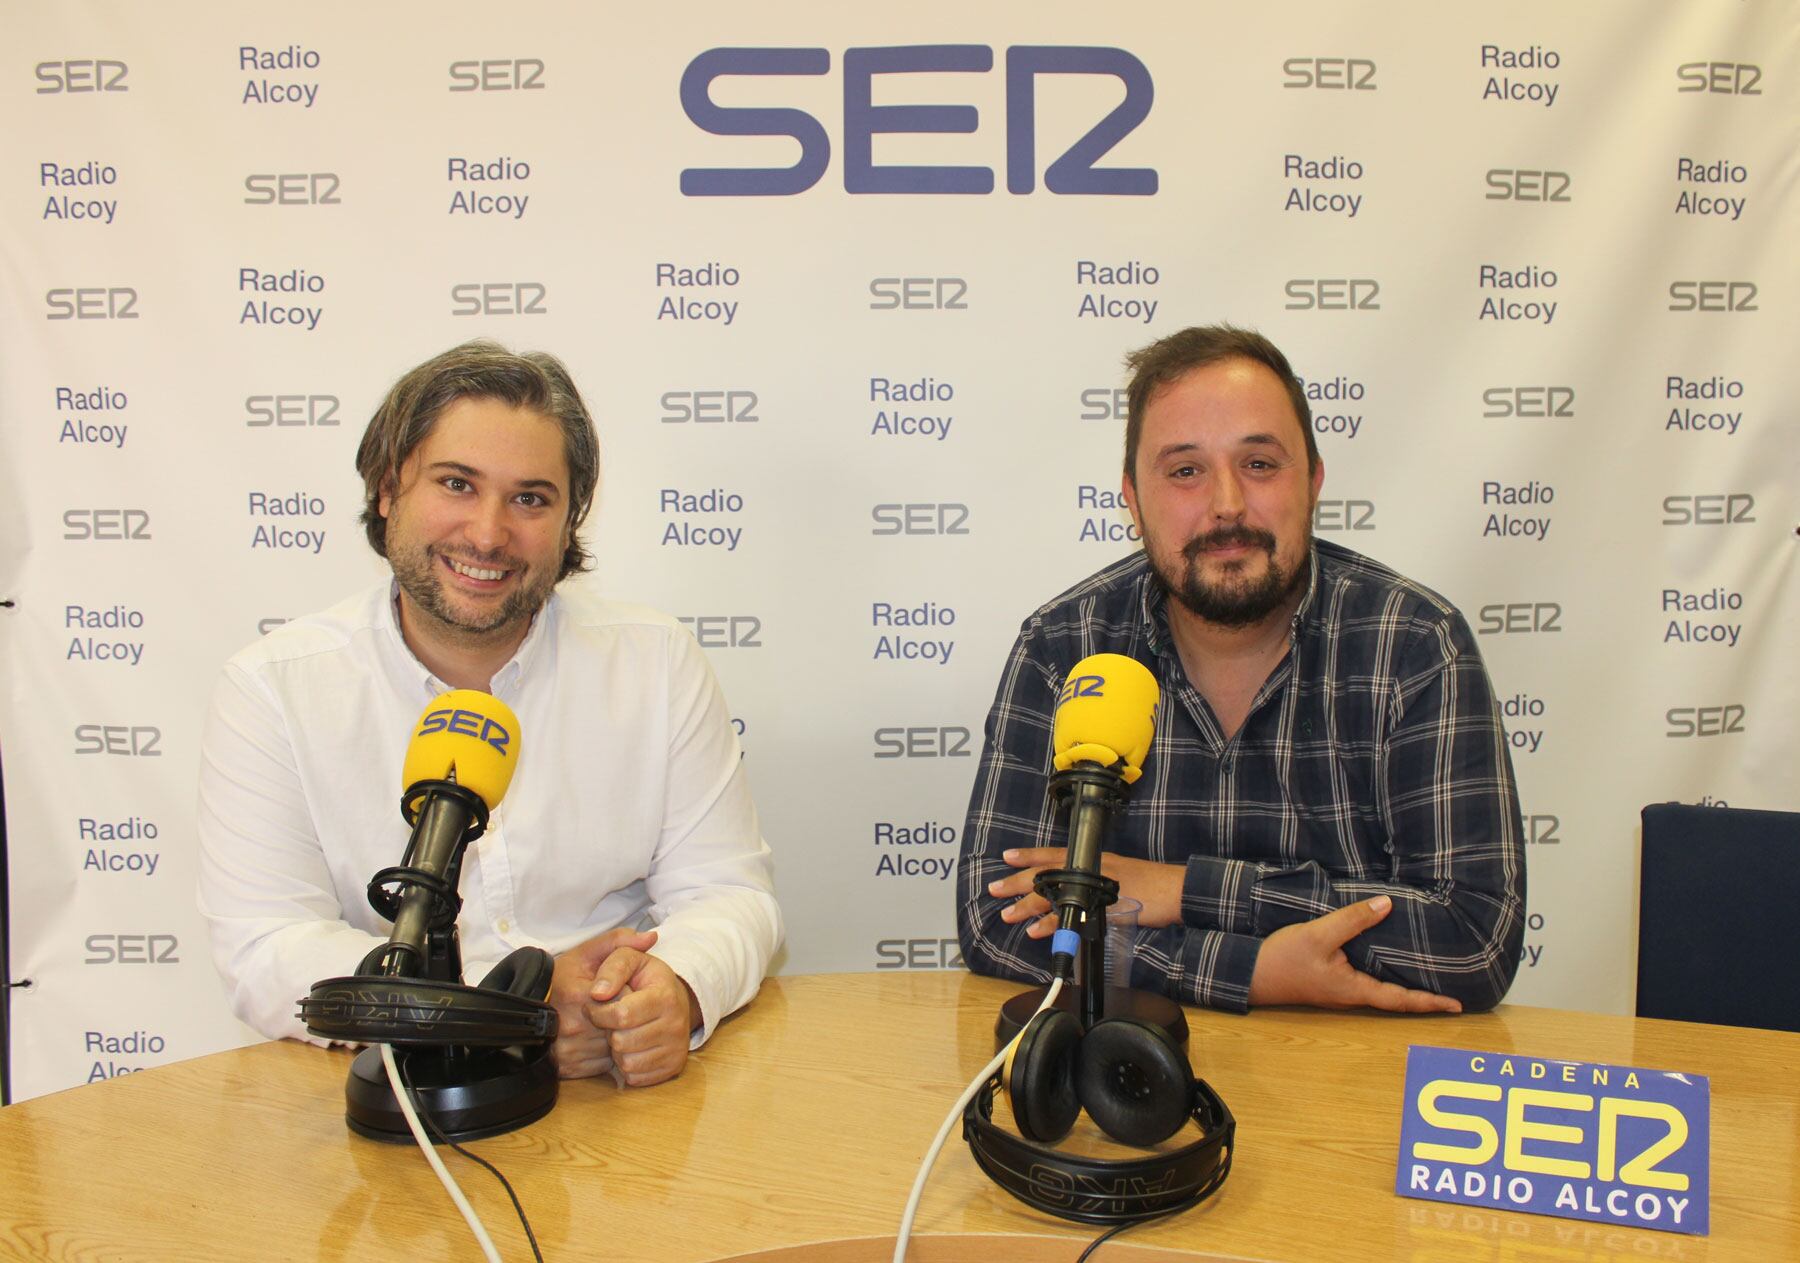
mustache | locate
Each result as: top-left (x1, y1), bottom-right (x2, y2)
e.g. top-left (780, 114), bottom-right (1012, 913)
top-left (1182, 526), bottom-right (1277, 561)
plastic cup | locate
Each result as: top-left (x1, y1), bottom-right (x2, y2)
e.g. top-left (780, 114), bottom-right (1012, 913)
top-left (1104, 896), bottom-right (1142, 989)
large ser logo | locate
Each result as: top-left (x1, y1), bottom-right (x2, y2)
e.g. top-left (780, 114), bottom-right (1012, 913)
top-left (680, 46), bottom-right (1155, 195)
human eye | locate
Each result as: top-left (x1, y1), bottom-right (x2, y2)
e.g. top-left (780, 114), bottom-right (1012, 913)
top-left (441, 475), bottom-right (472, 493)
top-left (515, 491), bottom-right (549, 509)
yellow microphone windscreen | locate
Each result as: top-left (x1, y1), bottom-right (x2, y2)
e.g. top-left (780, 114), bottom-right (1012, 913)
top-left (1051, 654), bottom-right (1159, 784)
top-left (400, 689), bottom-right (521, 810)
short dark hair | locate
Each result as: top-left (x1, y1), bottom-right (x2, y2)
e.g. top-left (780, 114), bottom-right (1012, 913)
top-left (354, 340), bottom-right (600, 580)
top-left (1122, 325), bottom-right (1317, 483)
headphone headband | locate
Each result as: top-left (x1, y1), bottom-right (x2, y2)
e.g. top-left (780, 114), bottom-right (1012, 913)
top-left (963, 1072), bottom-right (1235, 1225)
top-left (300, 975), bottom-right (556, 1047)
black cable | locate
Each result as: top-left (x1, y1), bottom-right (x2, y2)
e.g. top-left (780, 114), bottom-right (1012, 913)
top-left (1072, 1157), bottom-right (1231, 1262)
top-left (395, 1052), bottom-right (546, 1263)
top-left (1074, 1201), bottom-right (1184, 1262)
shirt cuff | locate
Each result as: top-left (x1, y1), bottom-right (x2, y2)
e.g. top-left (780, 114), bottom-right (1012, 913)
top-left (1181, 855), bottom-right (1260, 936)
top-left (1198, 932), bottom-right (1261, 1014)
top-left (647, 944), bottom-right (725, 1050)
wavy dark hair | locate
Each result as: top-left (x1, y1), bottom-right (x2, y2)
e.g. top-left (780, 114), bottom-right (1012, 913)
top-left (354, 340), bottom-right (599, 580)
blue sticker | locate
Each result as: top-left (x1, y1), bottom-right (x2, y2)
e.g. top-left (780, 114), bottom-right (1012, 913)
top-left (1395, 1046), bottom-right (1709, 1235)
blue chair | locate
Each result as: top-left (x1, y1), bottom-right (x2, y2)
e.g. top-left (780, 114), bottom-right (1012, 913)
top-left (1637, 803), bottom-right (1800, 1033)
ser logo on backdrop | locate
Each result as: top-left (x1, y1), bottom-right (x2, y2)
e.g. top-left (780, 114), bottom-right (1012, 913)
top-left (243, 173), bottom-right (339, 205)
top-left (1483, 386), bottom-right (1575, 419)
top-left (452, 281), bottom-right (547, 317)
top-left (46, 287), bottom-right (137, 320)
top-left (246, 394), bottom-right (339, 427)
top-left (1313, 499), bottom-right (1376, 531)
top-left (873, 727), bottom-right (972, 758)
top-left (1667, 281), bottom-right (1757, 312)
top-left (876, 939), bottom-right (964, 969)
top-left (449, 59), bottom-right (546, 91)
top-left (679, 616), bottom-right (762, 648)
top-left (74, 724), bottom-right (161, 756)
top-left (872, 503), bottom-right (969, 536)
top-left (84, 934), bottom-right (178, 964)
top-left (1282, 57), bottom-right (1377, 90)
top-left (35, 60), bottom-right (129, 93)
top-left (1660, 494), bottom-right (1755, 525)
top-left (1285, 279), bottom-right (1380, 311)
top-left (661, 389), bottom-right (758, 424)
top-left (1485, 169), bottom-right (1571, 202)
top-left (1665, 705), bottom-right (1745, 738)
top-left (63, 509), bottom-right (150, 540)
top-left (679, 45), bottom-right (1155, 195)
top-left (1676, 62), bottom-right (1761, 94)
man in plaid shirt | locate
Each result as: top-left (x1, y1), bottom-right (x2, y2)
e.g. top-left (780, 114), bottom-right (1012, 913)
top-left (958, 326), bottom-right (1525, 1014)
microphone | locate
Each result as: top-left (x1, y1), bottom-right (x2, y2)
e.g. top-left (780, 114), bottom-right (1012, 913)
top-left (1040, 654), bottom-right (1160, 958)
top-left (1051, 653), bottom-right (1158, 883)
top-left (301, 689), bottom-right (560, 1143)
top-left (362, 690), bottom-right (521, 978)
top-left (992, 651), bottom-right (1192, 1093)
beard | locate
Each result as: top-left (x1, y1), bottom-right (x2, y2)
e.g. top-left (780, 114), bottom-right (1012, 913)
top-left (1148, 524), bottom-right (1310, 629)
top-left (387, 538), bottom-right (556, 642)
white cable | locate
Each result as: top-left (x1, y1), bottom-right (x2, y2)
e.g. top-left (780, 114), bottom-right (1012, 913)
top-left (893, 976), bottom-right (1065, 1263)
top-left (381, 1043), bottom-right (504, 1263)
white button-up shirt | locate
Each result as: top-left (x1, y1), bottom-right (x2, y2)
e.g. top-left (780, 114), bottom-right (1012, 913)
top-left (197, 579), bottom-right (782, 1046)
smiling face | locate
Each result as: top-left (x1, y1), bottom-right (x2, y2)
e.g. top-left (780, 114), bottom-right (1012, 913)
top-left (376, 395), bottom-right (572, 651)
top-left (1122, 357), bottom-right (1324, 630)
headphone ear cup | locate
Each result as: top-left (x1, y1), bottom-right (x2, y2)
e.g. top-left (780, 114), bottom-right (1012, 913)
top-left (1007, 1008), bottom-right (1083, 1144)
top-left (1075, 1017), bottom-right (1193, 1147)
top-left (478, 947), bottom-right (557, 1003)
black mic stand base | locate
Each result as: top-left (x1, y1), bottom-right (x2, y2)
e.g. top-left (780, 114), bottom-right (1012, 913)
top-left (345, 1043), bottom-right (558, 1144)
top-left (995, 984), bottom-right (1188, 1053)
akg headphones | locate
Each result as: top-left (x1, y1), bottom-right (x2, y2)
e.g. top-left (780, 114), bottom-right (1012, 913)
top-left (963, 1007), bottom-right (1235, 1225)
top-left (300, 945), bottom-right (558, 1047)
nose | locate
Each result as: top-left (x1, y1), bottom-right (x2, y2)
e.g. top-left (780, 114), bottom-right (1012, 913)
top-left (1211, 466), bottom-right (1246, 521)
top-left (465, 493), bottom-right (509, 555)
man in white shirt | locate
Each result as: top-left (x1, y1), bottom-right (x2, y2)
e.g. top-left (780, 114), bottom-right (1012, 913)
top-left (197, 341), bottom-right (782, 1087)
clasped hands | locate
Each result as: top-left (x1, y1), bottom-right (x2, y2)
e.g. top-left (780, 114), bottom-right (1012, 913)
top-left (989, 846), bottom-right (1459, 1014)
top-left (548, 928), bottom-right (701, 1086)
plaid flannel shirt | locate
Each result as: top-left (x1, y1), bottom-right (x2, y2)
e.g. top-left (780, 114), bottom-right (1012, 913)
top-left (957, 540), bottom-right (1526, 1013)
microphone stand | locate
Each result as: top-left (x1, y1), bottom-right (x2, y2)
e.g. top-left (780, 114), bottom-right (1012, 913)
top-left (994, 765), bottom-right (1188, 1050)
top-left (335, 780), bottom-right (557, 1143)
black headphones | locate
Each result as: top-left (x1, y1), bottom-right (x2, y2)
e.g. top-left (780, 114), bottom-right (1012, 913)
top-left (299, 945), bottom-right (557, 1046)
top-left (963, 1007), bottom-right (1234, 1225)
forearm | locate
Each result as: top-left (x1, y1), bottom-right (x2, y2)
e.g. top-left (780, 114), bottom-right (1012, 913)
top-left (200, 907), bottom-right (389, 1043)
top-left (197, 664), bottom-right (388, 1041)
top-left (643, 887), bottom-right (783, 1045)
top-left (1180, 853), bottom-right (1523, 1010)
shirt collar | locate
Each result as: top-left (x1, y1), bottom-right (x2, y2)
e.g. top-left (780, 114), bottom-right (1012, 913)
top-left (378, 578), bottom-right (559, 702)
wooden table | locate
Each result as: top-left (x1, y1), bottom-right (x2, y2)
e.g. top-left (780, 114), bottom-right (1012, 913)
top-left (1, 973), bottom-right (1794, 1261)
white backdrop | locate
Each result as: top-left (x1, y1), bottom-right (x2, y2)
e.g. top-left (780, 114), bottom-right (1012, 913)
top-left (2, 0), bottom-right (1796, 1101)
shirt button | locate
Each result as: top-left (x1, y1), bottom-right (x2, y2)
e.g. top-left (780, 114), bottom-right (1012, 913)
top-left (498, 918), bottom-right (512, 934)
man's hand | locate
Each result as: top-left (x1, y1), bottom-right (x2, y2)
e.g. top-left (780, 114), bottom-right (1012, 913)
top-left (548, 927), bottom-right (658, 1080)
top-left (585, 946), bottom-right (700, 1088)
top-left (988, 846), bottom-right (1184, 937)
top-left (1248, 896), bottom-right (1461, 1013)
